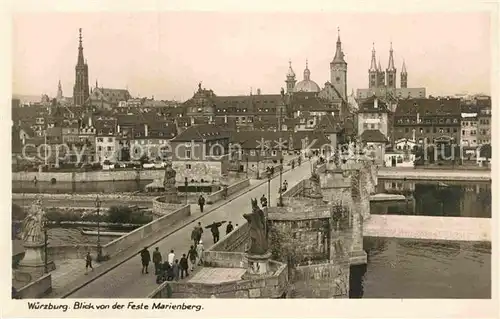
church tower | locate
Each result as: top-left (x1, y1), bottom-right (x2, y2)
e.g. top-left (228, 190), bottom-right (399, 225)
top-left (285, 60), bottom-right (296, 94)
top-left (56, 80), bottom-right (63, 101)
top-left (330, 28), bottom-right (347, 101)
top-left (368, 43), bottom-right (377, 88)
top-left (73, 28), bottom-right (90, 106)
top-left (400, 59), bottom-right (408, 88)
top-left (377, 59), bottom-right (385, 88)
top-left (385, 42), bottom-right (397, 89)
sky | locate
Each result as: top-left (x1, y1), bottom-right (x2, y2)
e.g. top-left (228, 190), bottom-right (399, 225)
top-left (12, 11), bottom-right (492, 101)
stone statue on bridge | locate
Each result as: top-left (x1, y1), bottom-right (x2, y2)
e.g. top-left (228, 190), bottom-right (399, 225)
top-left (243, 199), bottom-right (269, 255)
top-left (304, 171), bottom-right (323, 199)
top-left (22, 198), bottom-right (47, 244)
top-left (163, 160), bottom-right (180, 203)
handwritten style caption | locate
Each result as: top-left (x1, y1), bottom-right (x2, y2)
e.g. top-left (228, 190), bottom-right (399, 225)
top-left (27, 301), bottom-right (203, 312)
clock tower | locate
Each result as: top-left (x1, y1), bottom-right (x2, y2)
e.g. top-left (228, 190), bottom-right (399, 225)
top-left (330, 28), bottom-right (347, 101)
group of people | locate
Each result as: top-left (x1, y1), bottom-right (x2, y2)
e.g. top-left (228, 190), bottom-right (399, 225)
top-left (138, 218), bottom-right (237, 285)
top-left (191, 220), bottom-right (235, 245)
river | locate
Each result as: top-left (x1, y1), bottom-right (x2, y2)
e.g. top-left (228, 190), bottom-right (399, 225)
top-left (352, 179), bottom-right (491, 298)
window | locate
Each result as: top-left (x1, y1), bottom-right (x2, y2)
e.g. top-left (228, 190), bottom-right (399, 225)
top-left (186, 149), bottom-right (191, 159)
top-left (439, 128), bottom-right (444, 133)
top-left (108, 137), bottom-right (113, 142)
top-left (271, 150), bottom-right (277, 156)
top-left (453, 128), bottom-right (458, 133)
top-left (420, 128), bottom-right (423, 134)
top-left (186, 164), bottom-right (191, 169)
top-left (250, 150), bottom-right (256, 156)
top-left (397, 156), bottom-right (403, 164)
top-left (97, 138), bottom-right (104, 142)
top-left (107, 146), bottom-right (112, 151)
top-left (97, 146), bottom-right (102, 151)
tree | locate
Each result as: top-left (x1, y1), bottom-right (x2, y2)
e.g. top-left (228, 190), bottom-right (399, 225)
top-left (107, 205), bottom-right (133, 224)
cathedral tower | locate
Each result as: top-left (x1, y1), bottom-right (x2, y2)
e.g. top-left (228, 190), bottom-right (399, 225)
top-left (330, 28), bottom-right (347, 100)
top-left (368, 43), bottom-right (377, 88)
top-left (385, 42), bottom-right (397, 89)
top-left (73, 28), bottom-right (90, 106)
top-left (377, 58), bottom-right (385, 88)
top-left (285, 60), bottom-right (296, 94)
top-left (400, 59), bottom-right (408, 88)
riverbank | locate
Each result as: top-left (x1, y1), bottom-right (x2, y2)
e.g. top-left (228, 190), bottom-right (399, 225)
top-left (378, 168), bottom-right (491, 182)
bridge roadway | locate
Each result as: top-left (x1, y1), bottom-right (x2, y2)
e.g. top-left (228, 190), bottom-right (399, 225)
top-left (66, 160), bottom-right (314, 298)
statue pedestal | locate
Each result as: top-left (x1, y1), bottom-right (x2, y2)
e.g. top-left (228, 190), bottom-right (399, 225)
top-left (164, 189), bottom-right (180, 204)
top-left (18, 242), bottom-right (55, 279)
top-left (242, 252), bottom-right (272, 279)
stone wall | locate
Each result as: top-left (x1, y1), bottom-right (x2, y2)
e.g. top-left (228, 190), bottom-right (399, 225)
top-left (208, 223), bottom-right (250, 252)
top-left (152, 197), bottom-right (184, 217)
top-left (149, 261), bottom-right (288, 298)
top-left (292, 262), bottom-right (350, 298)
top-left (102, 205), bottom-right (191, 258)
top-left (206, 179), bottom-right (251, 204)
top-left (17, 273), bottom-right (52, 298)
top-left (172, 161), bottom-right (224, 184)
top-left (13, 244), bottom-right (100, 267)
top-left (203, 251), bottom-right (247, 268)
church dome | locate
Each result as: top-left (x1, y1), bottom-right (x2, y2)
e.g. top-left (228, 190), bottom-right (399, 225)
top-left (294, 80), bottom-right (321, 93)
top-left (294, 60), bottom-right (320, 93)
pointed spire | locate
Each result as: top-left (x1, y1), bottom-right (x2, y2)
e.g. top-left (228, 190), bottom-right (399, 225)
top-left (332, 27), bottom-right (346, 64)
top-left (377, 57), bottom-right (382, 72)
top-left (77, 28), bottom-right (85, 66)
top-left (387, 41), bottom-right (396, 71)
top-left (286, 59), bottom-right (295, 77)
top-left (401, 59), bottom-right (407, 74)
top-left (369, 42), bottom-right (377, 71)
top-left (96, 79), bottom-right (98, 88)
top-left (303, 59), bottom-right (310, 80)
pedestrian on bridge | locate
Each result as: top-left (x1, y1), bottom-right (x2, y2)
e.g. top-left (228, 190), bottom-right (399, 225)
top-left (198, 195), bottom-right (206, 213)
top-left (140, 247), bottom-right (151, 274)
top-left (187, 245), bottom-right (198, 271)
top-left (167, 250), bottom-right (175, 266)
top-left (85, 251), bottom-right (94, 275)
top-left (206, 221), bottom-right (226, 244)
top-left (152, 247), bottom-right (162, 275)
top-left (260, 194), bottom-right (268, 207)
top-left (196, 240), bottom-right (204, 266)
top-left (291, 160), bottom-right (295, 170)
top-left (180, 254), bottom-right (189, 279)
top-left (194, 222), bottom-right (203, 245)
top-left (226, 221), bottom-right (234, 234)
top-left (172, 259), bottom-right (180, 281)
top-left (191, 227), bottom-right (200, 247)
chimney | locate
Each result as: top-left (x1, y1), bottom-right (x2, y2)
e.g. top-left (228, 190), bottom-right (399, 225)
top-left (257, 88), bottom-right (261, 95)
top-left (144, 123), bottom-right (148, 137)
top-left (374, 98), bottom-right (378, 109)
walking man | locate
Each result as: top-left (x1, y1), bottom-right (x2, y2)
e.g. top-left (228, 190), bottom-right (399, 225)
top-left (180, 254), bottom-right (189, 279)
top-left (167, 250), bottom-right (175, 266)
top-left (191, 226), bottom-right (199, 247)
top-left (152, 247), bottom-right (162, 275)
top-left (172, 259), bottom-right (180, 281)
top-left (194, 222), bottom-right (203, 245)
top-left (226, 221), bottom-right (234, 234)
top-left (140, 246), bottom-right (151, 274)
top-left (206, 221), bottom-right (225, 244)
top-left (291, 160), bottom-right (295, 170)
top-left (196, 240), bottom-right (204, 266)
top-left (260, 194), bottom-right (268, 208)
top-left (85, 251), bottom-right (93, 274)
top-left (187, 245), bottom-right (198, 271)
top-left (198, 195), bottom-right (206, 213)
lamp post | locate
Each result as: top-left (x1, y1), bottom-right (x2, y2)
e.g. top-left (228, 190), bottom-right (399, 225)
top-left (278, 157), bottom-right (284, 207)
top-left (246, 155), bottom-right (249, 178)
top-left (256, 152), bottom-right (260, 179)
top-left (184, 177), bottom-right (188, 204)
top-left (267, 168), bottom-right (271, 208)
top-left (95, 195), bottom-right (103, 262)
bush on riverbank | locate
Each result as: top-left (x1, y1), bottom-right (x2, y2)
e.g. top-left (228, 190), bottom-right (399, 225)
top-left (107, 205), bottom-right (152, 224)
top-left (11, 202), bottom-right (153, 225)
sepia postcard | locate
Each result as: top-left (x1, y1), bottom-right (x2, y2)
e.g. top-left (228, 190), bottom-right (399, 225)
top-left (1, 0), bottom-right (498, 318)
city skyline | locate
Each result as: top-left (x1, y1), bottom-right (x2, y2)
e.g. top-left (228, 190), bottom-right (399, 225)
top-left (13, 11), bottom-right (491, 101)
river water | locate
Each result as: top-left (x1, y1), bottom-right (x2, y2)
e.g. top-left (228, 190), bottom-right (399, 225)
top-left (351, 179), bottom-right (492, 298)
